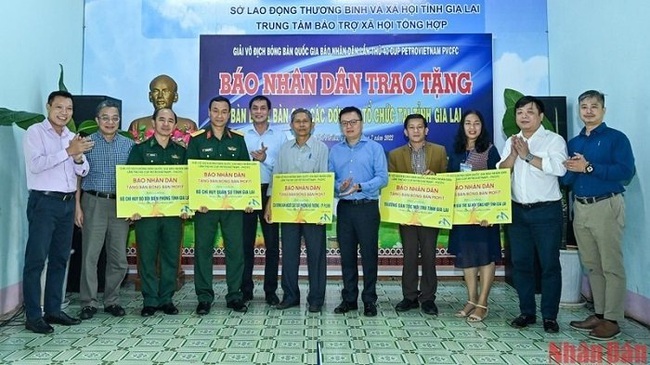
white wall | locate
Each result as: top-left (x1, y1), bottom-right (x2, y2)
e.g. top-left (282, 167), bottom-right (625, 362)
top-left (0, 1), bottom-right (84, 112)
top-left (548, 0), bottom-right (650, 324)
top-left (0, 1), bottom-right (84, 315)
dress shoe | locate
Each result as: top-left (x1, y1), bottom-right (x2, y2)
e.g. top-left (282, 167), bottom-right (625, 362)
top-left (510, 314), bottom-right (536, 328)
top-left (395, 298), bottom-right (419, 312)
top-left (308, 304), bottom-right (322, 313)
top-left (364, 303), bottom-right (378, 317)
top-left (226, 300), bottom-right (248, 313)
top-left (104, 304), bottom-right (126, 317)
top-left (276, 300), bottom-right (300, 310)
top-left (588, 320), bottom-right (620, 341)
top-left (79, 306), bottom-right (97, 320)
top-left (570, 314), bottom-right (603, 331)
top-left (242, 292), bottom-right (253, 302)
top-left (334, 301), bottom-right (358, 314)
top-left (43, 312), bottom-right (81, 326)
top-left (25, 318), bottom-right (54, 334)
top-left (196, 301), bottom-right (211, 315)
top-left (141, 306), bottom-right (157, 317)
top-left (265, 293), bottom-right (280, 306)
top-left (159, 303), bottom-right (179, 315)
top-left (543, 319), bottom-right (560, 333)
top-left (421, 300), bottom-right (439, 316)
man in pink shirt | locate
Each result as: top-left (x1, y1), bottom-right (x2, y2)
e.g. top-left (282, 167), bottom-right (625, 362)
top-left (22, 90), bottom-right (94, 334)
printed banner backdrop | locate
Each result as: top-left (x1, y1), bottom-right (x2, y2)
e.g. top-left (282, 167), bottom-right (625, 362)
top-left (199, 34), bottom-right (493, 154)
top-left (82, 0), bottom-right (550, 150)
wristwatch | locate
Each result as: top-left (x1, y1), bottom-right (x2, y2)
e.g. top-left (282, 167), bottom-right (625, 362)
top-left (524, 153), bottom-right (534, 163)
top-left (357, 184), bottom-right (362, 192)
top-left (585, 162), bottom-right (594, 174)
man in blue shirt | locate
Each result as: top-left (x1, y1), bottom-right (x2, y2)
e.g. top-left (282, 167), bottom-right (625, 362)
top-left (562, 90), bottom-right (635, 341)
top-left (75, 100), bottom-right (134, 320)
top-left (328, 106), bottom-right (388, 317)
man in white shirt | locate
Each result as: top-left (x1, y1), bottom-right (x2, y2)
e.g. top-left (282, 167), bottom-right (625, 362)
top-left (497, 96), bottom-right (568, 334)
top-left (241, 95), bottom-right (287, 305)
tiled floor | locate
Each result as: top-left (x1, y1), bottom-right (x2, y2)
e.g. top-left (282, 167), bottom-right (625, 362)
top-left (1, 277), bottom-right (648, 364)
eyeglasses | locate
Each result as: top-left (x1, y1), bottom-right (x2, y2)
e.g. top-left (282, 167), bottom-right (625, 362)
top-left (340, 119), bottom-right (360, 127)
top-left (99, 116), bottom-right (120, 123)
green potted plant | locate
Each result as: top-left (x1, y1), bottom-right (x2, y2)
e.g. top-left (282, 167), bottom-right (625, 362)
top-left (0, 65), bottom-right (131, 140)
top-left (0, 65), bottom-right (77, 132)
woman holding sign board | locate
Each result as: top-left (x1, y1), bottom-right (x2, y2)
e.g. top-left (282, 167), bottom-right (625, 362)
top-left (447, 110), bottom-right (501, 322)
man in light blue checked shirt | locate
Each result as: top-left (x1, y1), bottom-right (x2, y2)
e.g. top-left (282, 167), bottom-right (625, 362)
top-left (75, 100), bottom-right (135, 320)
top-left (328, 106), bottom-right (388, 317)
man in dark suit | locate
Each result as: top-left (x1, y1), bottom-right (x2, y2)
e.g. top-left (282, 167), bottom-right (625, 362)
top-left (388, 113), bottom-right (447, 315)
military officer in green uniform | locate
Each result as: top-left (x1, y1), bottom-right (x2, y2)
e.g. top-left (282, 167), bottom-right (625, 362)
top-left (127, 108), bottom-right (188, 317)
top-left (187, 96), bottom-right (251, 314)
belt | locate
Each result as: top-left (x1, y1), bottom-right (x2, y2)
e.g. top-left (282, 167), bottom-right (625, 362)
top-left (32, 190), bottom-right (75, 201)
top-left (512, 200), bottom-right (558, 209)
top-left (85, 190), bottom-right (116, 199)
top-left (339, 198), bottom-right (377, 205)
top-left (575, 193), bottom-right (618, 205)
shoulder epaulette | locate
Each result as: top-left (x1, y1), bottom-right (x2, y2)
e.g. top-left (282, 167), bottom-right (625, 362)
top-left (229, 128), bottom-right (244, 137)
top-left (191, 129), bottom-right (207, 137)
top-left (171, 139), bottom-right (185, 147)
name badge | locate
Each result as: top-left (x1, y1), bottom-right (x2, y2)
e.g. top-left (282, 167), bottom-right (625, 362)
top-left (460, 162), bottom-right (473, 172)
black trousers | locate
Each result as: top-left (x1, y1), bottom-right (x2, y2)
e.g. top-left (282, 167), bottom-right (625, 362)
top-left (336, 200), bottom-right (380, 304)
top-left (242, 184), bottom-right (280, 296)
top-left (399, 225), bottom-right (439, 302)
top-left (280, 223), bottom-right (327, 306)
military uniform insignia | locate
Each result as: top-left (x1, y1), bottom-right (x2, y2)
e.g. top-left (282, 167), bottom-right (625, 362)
top-left (191, 129), bottom-right (206, 137)
top-left (229, 128), bottom-right (244, 137)
top-left (145, 152), bottom-right (158, 163)
top-left (227, 146), bottom-right (238, 152)
top-left (171, 154), bottom-right (181, 160)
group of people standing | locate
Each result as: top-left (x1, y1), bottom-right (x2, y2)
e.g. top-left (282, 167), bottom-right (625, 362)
top-left (498, 92), bottom-right (635, 341)
top-left (22, 87), bottom-right (635, 344)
